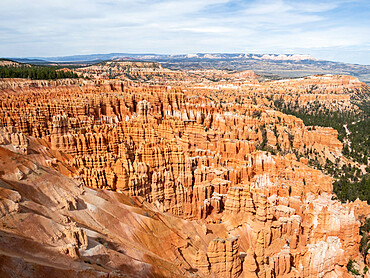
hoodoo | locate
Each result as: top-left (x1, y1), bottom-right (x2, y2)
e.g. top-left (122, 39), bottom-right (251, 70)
top-left (0, 69), bottom-right (369, 277)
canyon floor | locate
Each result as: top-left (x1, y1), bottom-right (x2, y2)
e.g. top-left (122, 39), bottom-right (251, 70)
top-left (0, 61), bottom-right (369, 277)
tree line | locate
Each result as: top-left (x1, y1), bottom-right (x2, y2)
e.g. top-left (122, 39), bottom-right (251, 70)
top-left (0, 64), bottom-right (79, 80)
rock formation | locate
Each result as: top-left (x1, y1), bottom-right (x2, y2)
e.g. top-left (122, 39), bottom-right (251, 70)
top-left (0, 75), bottom-right (368, 277)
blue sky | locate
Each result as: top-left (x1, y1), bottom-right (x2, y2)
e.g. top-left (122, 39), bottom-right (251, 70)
top-left (0, 0), bottom-right (369, 64)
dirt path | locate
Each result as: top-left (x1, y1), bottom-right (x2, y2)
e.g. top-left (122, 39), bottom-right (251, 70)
top-left (343, 124), bottom-right (352, 151)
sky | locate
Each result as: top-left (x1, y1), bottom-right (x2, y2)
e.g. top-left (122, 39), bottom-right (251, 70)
top-left (0, 0), bottom-right (369, 64)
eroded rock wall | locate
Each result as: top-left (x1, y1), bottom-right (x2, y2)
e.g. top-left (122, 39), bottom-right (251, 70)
top-left (0, 78), bottom-right (368, 278)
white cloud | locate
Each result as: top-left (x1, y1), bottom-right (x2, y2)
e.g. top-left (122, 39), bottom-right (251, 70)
top-left (0, 0), bottom-right (369, 64)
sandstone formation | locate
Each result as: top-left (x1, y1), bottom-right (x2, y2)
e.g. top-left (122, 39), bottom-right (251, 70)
top-left (74, 60), bottom-right (259, 84)
top-left (0, 74), bottom-right (369, 277)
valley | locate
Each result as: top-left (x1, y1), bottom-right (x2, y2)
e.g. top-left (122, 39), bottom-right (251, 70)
top-left (0, 60), bottom-right (369, 277)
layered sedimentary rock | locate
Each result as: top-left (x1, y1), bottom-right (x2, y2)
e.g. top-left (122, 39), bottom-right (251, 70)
top-left (0, 76), bottom-right (368, 277)
top-left (74, 60), bottom-right (259, 84)
top-left (207, 236), bottom-right (242, 277)
top-left (0, 126), bottom-right (29, 154)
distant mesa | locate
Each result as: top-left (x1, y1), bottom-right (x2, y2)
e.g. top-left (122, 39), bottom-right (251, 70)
top-left (4, 52), bottom-right (368, 82)
top-left (9, 52), bottom-right (319, 63)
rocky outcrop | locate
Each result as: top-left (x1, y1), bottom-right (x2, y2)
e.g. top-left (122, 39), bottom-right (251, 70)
top-left (0, 188), bottom-right (21, 217)
top-left (207, 237), bottom-right (242, 278)
top-left (0, 126), bottom-right (29, 154)
top-left (0, 77), bottom-right (368, 278)
top-left (60, 222), bottom-right (88, 258)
